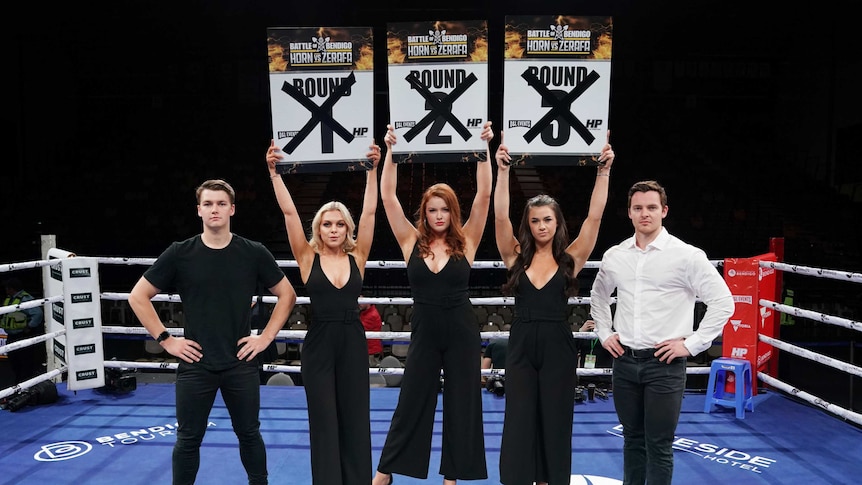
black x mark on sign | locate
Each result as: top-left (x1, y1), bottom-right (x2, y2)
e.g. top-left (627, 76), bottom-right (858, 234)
top-left (403, 72), bottom-right (477, 143)
top-left (280, 72), bottom-right (356, 154)
top-left (520, 69), bottom-right (600, 145)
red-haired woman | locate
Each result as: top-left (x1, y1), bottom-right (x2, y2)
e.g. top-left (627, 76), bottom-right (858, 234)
top-left (372, 122), bottom-right (494, 485)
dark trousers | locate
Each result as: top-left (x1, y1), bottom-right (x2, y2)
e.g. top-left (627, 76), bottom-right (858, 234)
top-left (377, 302), bottom-right (487, 480)
top-left (612, 354), bottom-right (686, 485)
top-left (500, 319), bottom-right (577, 485)
top-left (301, 320), bottom-right (372, 485)
top-left (173, 361), bottom-right (267, 485)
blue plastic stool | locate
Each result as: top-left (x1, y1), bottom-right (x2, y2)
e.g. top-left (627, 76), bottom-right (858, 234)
top-left (703, 357), bottom-right (755, 419)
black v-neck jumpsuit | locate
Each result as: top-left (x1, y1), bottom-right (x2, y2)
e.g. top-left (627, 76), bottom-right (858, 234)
top-left (301, 253), bottom-right (372, 485)
top-left (499, 267), bottom-right (577, 484)
top-left (376, 243), bottom-right (487, 480)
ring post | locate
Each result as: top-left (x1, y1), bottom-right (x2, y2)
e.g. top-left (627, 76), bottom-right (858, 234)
top-left (722, 252), bottom-right (778, 396)
top-left (43, 248), bottom-right (106, 390)
top-left (44, 246), bottom-right (73, 379)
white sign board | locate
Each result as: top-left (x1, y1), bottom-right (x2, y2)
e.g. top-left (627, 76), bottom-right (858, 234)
top-left (387, 20), bottom-right (488, 163)
top-left (502, 16), bottom-right (613, 166)
top-left (267, 26), bottom-right (375, 173)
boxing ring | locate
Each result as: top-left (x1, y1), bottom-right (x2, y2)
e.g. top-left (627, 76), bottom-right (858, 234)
top-left (2, 237), bottom-right (861, 484)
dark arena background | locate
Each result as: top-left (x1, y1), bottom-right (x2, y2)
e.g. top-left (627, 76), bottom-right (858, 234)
top-left (3, 0), bottom-right (861, 418)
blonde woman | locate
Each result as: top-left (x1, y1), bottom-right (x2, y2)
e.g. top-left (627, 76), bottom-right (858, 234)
top-left (266, 139), bottom-right (380, 485)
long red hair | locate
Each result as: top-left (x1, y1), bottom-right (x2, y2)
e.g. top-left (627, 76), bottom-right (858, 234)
top-left (415, 183), bottom-right (466, 259)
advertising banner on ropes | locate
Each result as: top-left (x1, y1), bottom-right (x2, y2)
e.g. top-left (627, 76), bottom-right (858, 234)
top-left (502, 15), bottom-right (613, 166)
top-left (44, 248), bottom-right (72, 378)
top-left (267, 26), bottom-right (375, 173)
top-left (43, 250), bottom-right (105, 391)
top-left (722, 253), bottom-right (777, 396)
top-left (386, 20), bottom-right (489, 164)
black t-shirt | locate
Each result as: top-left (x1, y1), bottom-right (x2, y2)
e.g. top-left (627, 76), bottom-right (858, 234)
top-left (484, 339), bottom-right (508, 369)
top-left (143, 234), bottom-right (285, 370)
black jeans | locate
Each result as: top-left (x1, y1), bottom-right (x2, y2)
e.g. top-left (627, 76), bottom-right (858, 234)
top-left (612, 353), bottom-right (686, 485)
top-left (173, 361), bottom-right (267, 485)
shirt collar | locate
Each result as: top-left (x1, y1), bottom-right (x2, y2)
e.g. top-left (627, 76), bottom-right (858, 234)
top-left (649, 227), bottom-right (670, 250)
top-left (626, 227), bottom-right (669, 251)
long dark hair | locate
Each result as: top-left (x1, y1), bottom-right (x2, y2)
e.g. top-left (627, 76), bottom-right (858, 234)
top-left (502, 194), bottom-right (578, 297)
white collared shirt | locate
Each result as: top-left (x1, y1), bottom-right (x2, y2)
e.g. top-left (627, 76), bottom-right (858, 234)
top-left (590, 227), bottom-right (735, 356)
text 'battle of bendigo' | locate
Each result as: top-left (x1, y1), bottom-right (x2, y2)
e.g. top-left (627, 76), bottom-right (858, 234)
top-left (268, 26), bottom-right (375, 174)
top-left (266, 15), bottom-right (612, 172)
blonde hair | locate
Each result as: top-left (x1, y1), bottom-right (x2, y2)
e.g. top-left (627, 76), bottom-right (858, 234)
top-left (310, 201), bottom-right (357, 253)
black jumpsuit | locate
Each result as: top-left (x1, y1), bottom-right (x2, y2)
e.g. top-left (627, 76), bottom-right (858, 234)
top-left (376, 243), bottom-right (487, 480)
top-left (301, 254), bottom-right (371, 485)
top-left (499, 267), bottom-right (577, 485)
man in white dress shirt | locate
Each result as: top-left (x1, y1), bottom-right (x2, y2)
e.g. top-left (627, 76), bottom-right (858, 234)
top-left (590, 180), bottom-right (735, 485)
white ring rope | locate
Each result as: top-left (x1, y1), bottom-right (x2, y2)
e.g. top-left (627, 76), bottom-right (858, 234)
top-left (101, 292), bottom-right (182, 303)
top-left (0, 295), bottom-right (64, 315)
top-left (760, 260), bottom-right (862, 284)
top-left (101, 325), bottom-right (604, 342)
top-left (92, 257), bottom-right (723, 271)
top-left (93, 257), bottom-right (593, 271)
top-left (757, 372), bottom-right (862, 426)
top-left (0, 367), bottom-right (67, 400)
top-left (752, 261), bottom-right (862, 426)
top-left (758, 334), bottom-right (862, 378)
top-left (0, 329), bottom-right (66, 355)
top-left (2, 257), bottom-right (723, 275)
top-left (100, 292), bottom-right (599, 307)
top-left (99, 323), bottom-right (712, 377)
top-left (103, 359), bottom-right (707, 378)
top-left (0, 258), bottom-right (63, 274)
top-left (759, 298), bottom-right (862, 332)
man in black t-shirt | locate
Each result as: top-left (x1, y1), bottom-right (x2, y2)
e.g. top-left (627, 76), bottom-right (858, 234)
top-left (481, 338), bottom-right (508, 386)
top-left (129, 179), bottom-right (296, 485)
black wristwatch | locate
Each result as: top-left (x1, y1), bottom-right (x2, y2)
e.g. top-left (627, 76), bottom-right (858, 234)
top-left (156, 330), bottom-right (172, 343)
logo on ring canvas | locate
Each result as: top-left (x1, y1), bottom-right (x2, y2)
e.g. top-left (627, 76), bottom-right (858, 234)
top-left (34, 441), bottom-right (93, 461)
top-left (570, 475), bottom-right (621, 484)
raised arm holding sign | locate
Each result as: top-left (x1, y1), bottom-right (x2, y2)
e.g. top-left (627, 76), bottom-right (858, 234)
top-left (372, 121), bottom-right (494, 485)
